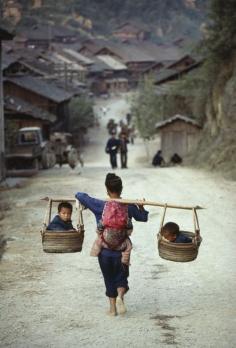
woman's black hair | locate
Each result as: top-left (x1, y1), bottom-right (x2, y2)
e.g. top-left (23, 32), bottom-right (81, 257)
top-left (105, 173), bottom-right (123, 195)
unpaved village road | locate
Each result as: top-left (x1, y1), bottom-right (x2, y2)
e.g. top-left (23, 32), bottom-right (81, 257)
top-left (1, 96), bottom-right (236, 348)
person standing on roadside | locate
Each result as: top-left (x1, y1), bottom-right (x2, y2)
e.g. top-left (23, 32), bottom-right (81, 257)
top-left (119, 133), bottom-right (129, 169)
top-left (105, 131), bottom-right (120, 169)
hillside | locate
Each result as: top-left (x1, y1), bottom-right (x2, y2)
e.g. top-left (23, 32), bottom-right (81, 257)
top-left (15, 0), bottom-right (209, 42)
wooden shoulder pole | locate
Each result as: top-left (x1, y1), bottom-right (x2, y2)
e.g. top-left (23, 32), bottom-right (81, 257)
top-left (41, 197), bottom-right (204, 210)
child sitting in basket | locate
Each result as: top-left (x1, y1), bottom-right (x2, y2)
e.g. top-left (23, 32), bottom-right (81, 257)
top-left (161, 222), bottom-right (192, 243)
top-left (47, 202), bottom-right (75, 231)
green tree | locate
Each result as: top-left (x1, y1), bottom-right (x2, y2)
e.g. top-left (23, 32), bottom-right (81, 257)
top-left (69, 96), bottom-right (94, 133)
top-left (202, 0), bottom-right (236, 61)
top-left (131, 76), bottom-right (162, 140)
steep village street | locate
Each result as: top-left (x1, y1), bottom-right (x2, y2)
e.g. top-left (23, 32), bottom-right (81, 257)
top-left (0, 95), bottom-right (236, 348)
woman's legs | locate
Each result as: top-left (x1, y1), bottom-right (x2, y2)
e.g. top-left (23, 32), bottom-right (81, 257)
top-left (98, 254), bottom-right (129, 315)
top-left (108, 297), bottom-right (117, 316)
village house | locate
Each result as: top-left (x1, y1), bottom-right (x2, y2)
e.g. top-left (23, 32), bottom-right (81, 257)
top-left (87, 58), bottom-right (115, 95)
top-left (18, 24), bottom-right (79, 49)
top-left (3, 76), bottom-right (75, 131)
top-left (96, 55), bottom-right (128, 93)
top-left (4, 94), bottom-right (56, 150)
top-left (78, 39), bottom-right (108, 57)
top-left (94, 43), bottom-right (156, 85)
top-left (167, 54), bottom-right (199, 72)
top-left (0, 22), bottom-right (15, 180)
top-left (112, 22), bottom-right (151, 42)
top-left (155, 114), bottom-right (202, 160)
top-left (154, 58), bottom-right (203, 86)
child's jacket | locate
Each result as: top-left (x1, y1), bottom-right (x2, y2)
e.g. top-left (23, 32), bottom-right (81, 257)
top-left (47, 215), bottom-right (75, 231)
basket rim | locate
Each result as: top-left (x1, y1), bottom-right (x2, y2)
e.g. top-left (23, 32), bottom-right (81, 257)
top-left (42, 229), bottom-right (83, 236)
top-left (158, 230), bottom-right (202, 248)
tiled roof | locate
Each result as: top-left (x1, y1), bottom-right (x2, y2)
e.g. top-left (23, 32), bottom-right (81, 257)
top-left (96, 43), bottom-right (155, 63)
top-left (63, 49), bottom-right (94, 65)
top-left (154, 61), bottom-right (203, 85)
top-left (96, 55), bottom-right (127, 70)
top-left (0, 22), bottom-right (15, 40)
top-left (5, 76), bottom-right (74, 103)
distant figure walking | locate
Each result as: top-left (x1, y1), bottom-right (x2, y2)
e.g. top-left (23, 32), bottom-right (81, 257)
top-left (105, 132), bottom-right (120, 169)
top-left (152, 150), bottom-right (165, 167)
top-left (119, 133), bottom-right (129, 169)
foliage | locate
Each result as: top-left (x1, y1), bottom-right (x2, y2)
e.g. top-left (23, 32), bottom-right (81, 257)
top-left (17, 0), bottom-right (208, 38)
top-left (202, 0), bottom-right (236, 61)
top-left (69, 96), bottom-right (94, 133)
top-left (131, 76), bottom-right (163, 140)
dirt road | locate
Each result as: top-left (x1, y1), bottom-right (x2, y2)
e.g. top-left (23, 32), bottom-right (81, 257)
top-left (1, 96), bottom-right (236, 348)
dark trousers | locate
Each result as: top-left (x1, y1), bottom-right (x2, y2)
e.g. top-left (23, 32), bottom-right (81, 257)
top-left (120, 151), bottom-right (127, 168)
top-left (110, 152), bottom-right (117, 169)
top-left (98, 254), bottom-right (129, 298)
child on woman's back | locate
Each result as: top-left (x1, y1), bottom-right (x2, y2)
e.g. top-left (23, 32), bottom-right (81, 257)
top-left (161, 222), bottom-right (192, 243)
top-left (90, 207), bottom-right (133, 265)
top-left (47, 202), bottom-right (75, 231)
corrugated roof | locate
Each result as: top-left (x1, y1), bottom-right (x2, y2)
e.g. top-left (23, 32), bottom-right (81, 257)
top-left (5, 76), bottom-right (73, 103)
top-left (96, 55), bottom-right (127, 70)
top-left (155, 115), bottom-right (202, 129)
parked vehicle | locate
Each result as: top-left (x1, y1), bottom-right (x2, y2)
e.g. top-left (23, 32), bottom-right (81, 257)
top-left (50, 132), bottom-right (83, 169)
top-left (5, 127), bottom-right (56, 177)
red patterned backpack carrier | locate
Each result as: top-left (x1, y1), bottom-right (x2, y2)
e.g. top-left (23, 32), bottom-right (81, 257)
top-left (101, 201), bottom-right (129, 250)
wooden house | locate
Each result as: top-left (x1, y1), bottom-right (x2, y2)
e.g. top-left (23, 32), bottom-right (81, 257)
top-left (155, 115), bottom-right (202, 160)
top-left (0, 22), bottom-right (15, 180)
top-left (4, 94), bottom-right (56, 149)
top-left (112, 22), bottom-right (151, 42)
top-left (3, 76), bottom-right (75, 131)
top-left (95, 44), bottom-right (155, 85)
top-left (167, 54), bottom-right (197, 72)
top-left (154, 60), bottom-right (203, 86)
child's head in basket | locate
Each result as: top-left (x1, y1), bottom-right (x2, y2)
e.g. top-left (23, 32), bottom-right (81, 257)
top-left (58, 202), bottom-right (73, 222)
top-left (161, 222), bottom-right (179, 242)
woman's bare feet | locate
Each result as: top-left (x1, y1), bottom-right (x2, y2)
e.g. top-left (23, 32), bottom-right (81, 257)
top-left (116, 296), bottom-right (126, 314)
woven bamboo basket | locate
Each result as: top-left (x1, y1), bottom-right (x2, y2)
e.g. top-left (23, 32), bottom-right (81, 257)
top-left (157, 205), bottom-right (202, 262)
top-left (41, 198), bottom-right (84, 253)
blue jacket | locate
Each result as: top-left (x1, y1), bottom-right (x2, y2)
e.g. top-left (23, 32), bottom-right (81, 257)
top-left (47, 215), bottom-right (75, 231)
top-left (175, 233), bottom-right (192, 243)
top-left (75, 192), bottom-right (149, 224)
top-left (105, 138), bottom-right (120, 154)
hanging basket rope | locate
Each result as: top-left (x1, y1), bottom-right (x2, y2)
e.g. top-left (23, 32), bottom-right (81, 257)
top-left (41, 198), bottom-right (84, 253)
top-left (157, 205), bottom-right (202, 262)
